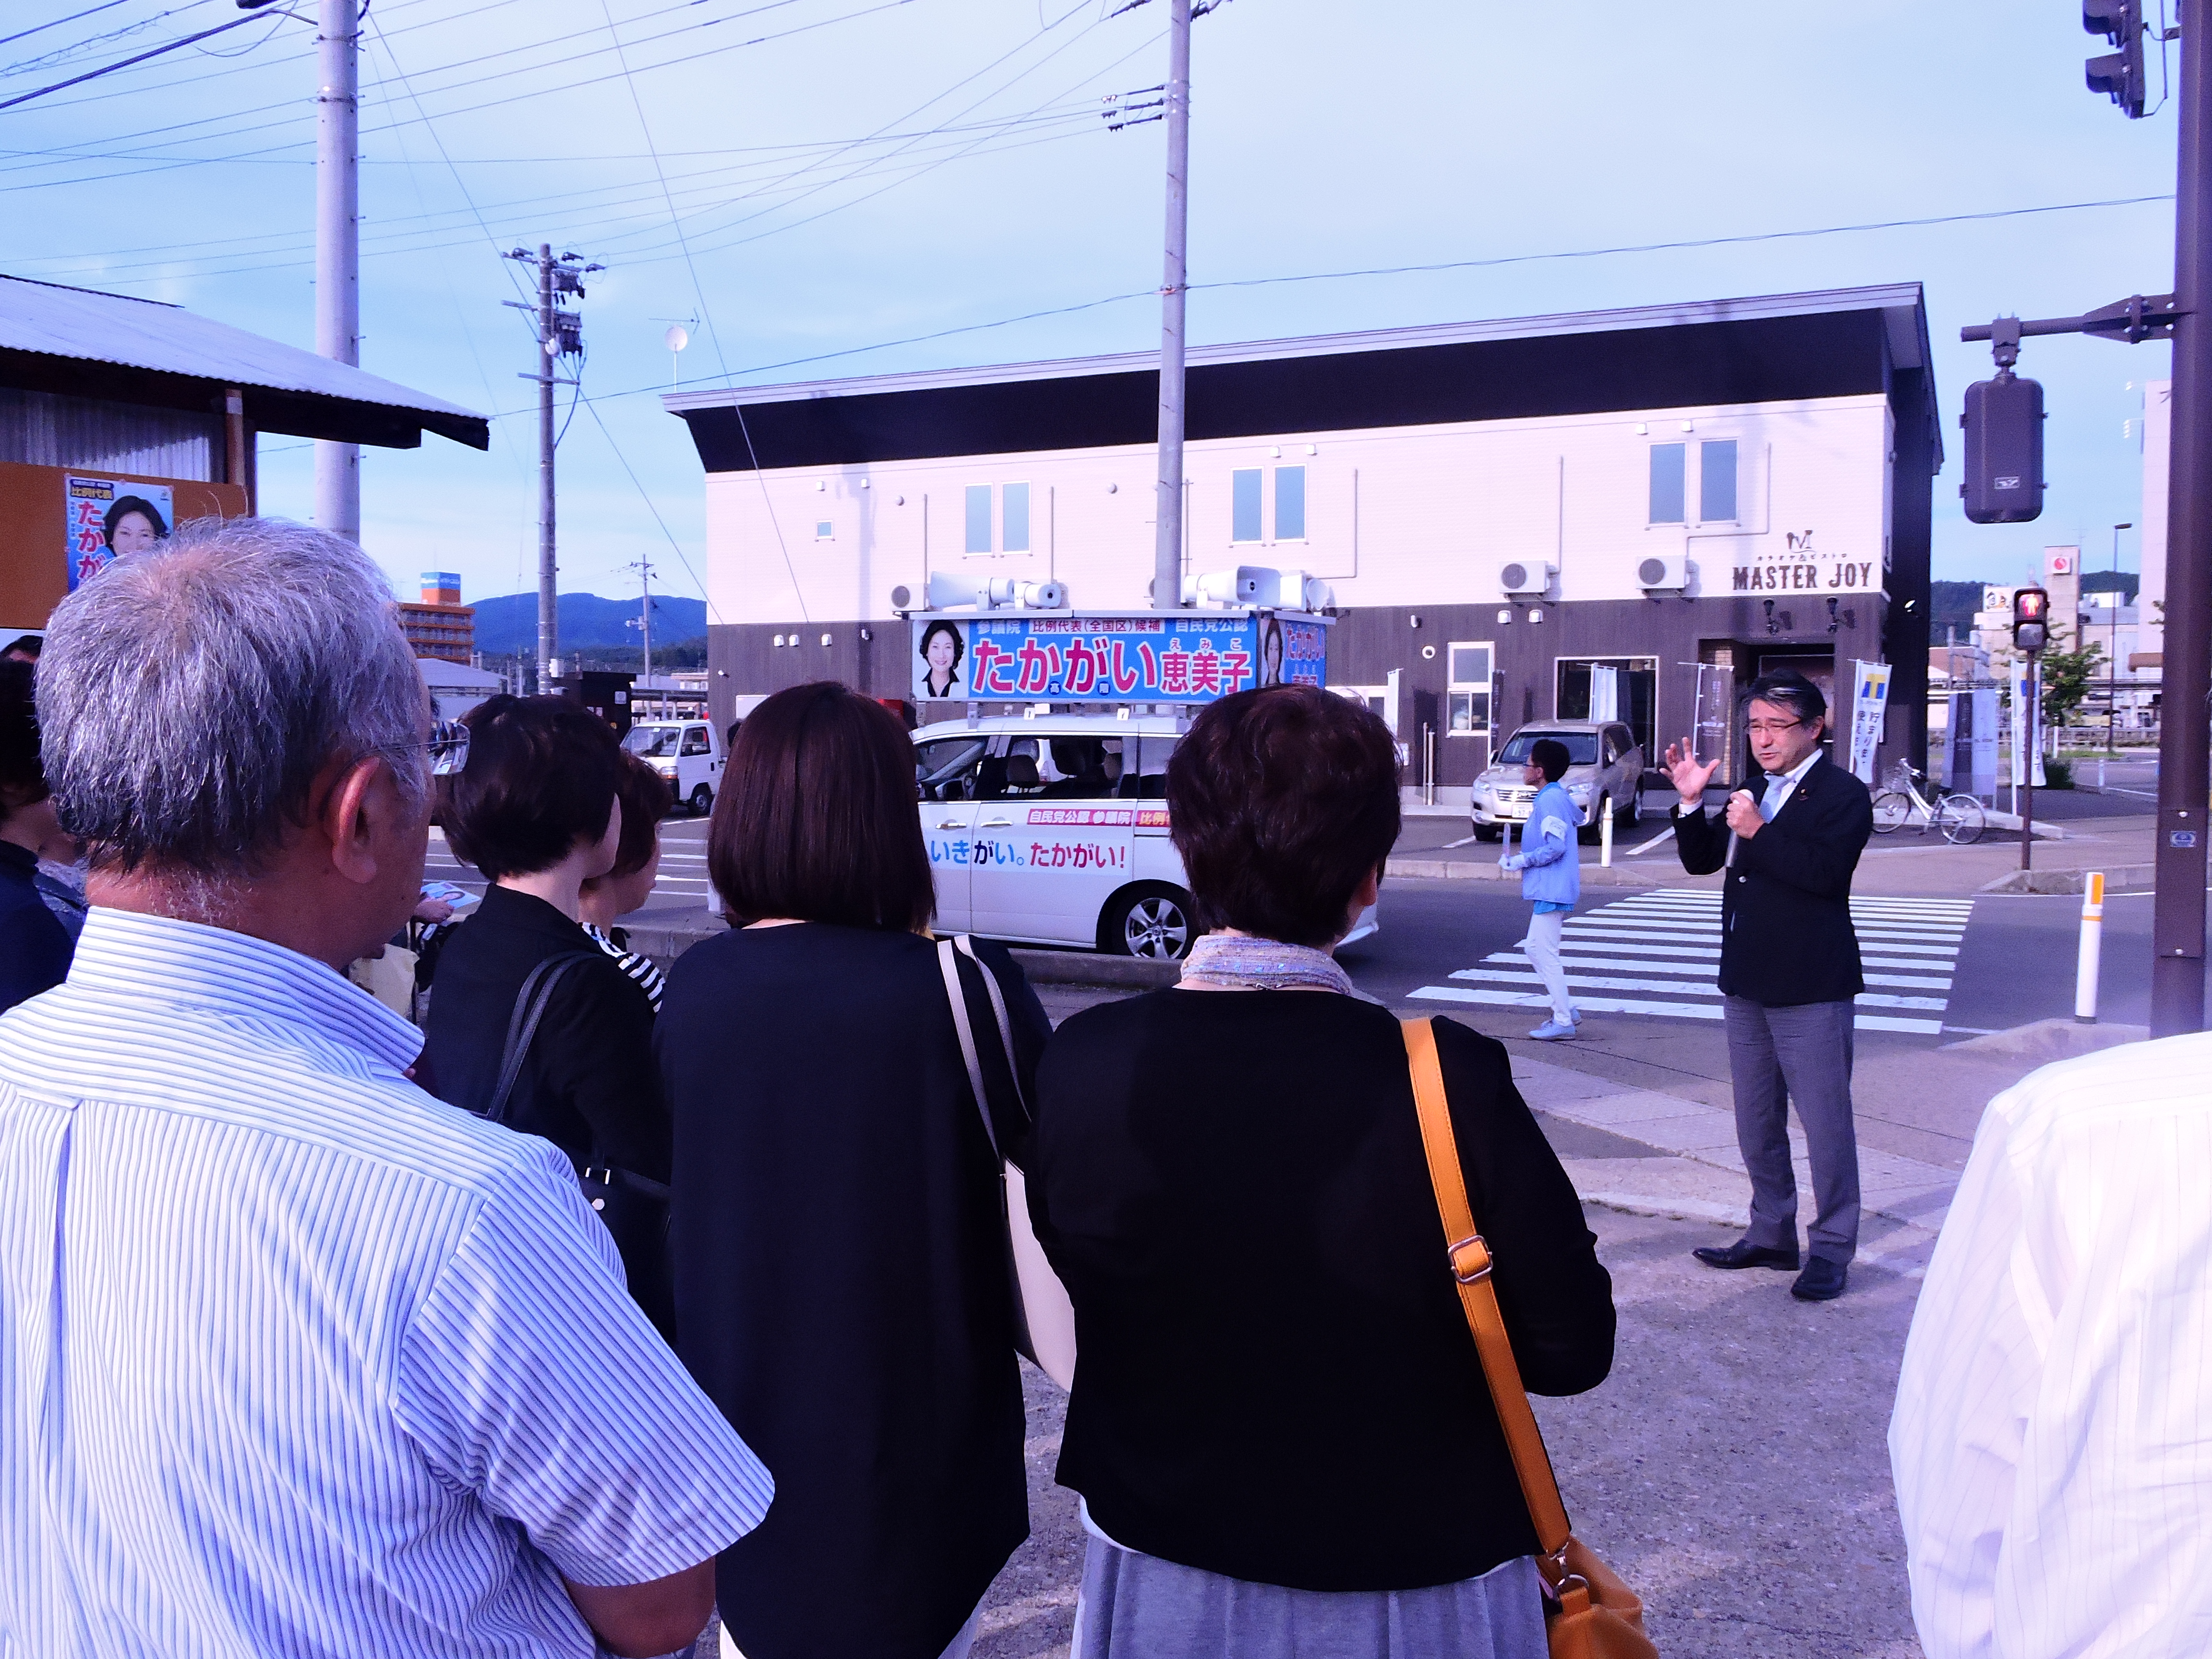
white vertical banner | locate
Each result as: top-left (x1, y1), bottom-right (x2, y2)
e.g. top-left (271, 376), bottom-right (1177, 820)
top-left (1588, 663), bottom-right (1620, 723)
top-left (1847, 659), bottom-right (1892, 784)
top-left (1971, 686), bottom-right (1999, 798)
top-left (2008, 660), bottom-right (2047, 787)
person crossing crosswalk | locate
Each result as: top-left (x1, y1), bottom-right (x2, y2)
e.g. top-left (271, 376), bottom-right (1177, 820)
top-left (1409, 888), bottom-right (1972, 1036)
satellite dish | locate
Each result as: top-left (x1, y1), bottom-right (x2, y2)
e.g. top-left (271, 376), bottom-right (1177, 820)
top-left (663, 325), bottom-right (690, 353)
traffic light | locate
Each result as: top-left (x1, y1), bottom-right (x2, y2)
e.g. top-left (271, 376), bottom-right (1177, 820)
top-left (1961, 371), bottom-right (2045, 524)
top-left (2085, 0), bottom-right (2147, 119)
top-left (2013, 586), bottom-right (2051, 654)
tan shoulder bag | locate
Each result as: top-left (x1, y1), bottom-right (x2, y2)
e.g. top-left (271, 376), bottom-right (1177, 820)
top-left (1402, 1016), bottom-right (1658, 1659)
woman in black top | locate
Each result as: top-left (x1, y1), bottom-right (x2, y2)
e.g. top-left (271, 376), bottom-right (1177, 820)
top-left (659, 682), bottom-right (1041, 1659)
top-left (1029, 684), bottom-right (1616, 1659)
top-left (0, 660), bottom-right (73, 1012)
top-left (420, 695), bottom-right (671, 1329)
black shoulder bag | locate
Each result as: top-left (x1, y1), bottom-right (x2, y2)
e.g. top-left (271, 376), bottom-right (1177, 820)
top-left (484, 951), bottom-right (677, 1341)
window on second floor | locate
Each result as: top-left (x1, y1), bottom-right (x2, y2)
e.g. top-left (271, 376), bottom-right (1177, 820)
top-left (1648, 443), bottom-right (1686, 524)
top-left (964, 485), bottom-right (993, 554)
top-left (1232, 469), bottom-right (1263, 542)
top-left (1700, 439), bottom-right (1738, 522)
top-left (1002, 482), bottom-right (1031, 553)
top-left (1275, 465), bottom-right (1306, 539)
top-left (814, 520), bottom-right (834, 540)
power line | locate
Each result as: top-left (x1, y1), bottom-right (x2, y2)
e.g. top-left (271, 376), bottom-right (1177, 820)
top-left (0, 0), bottom-right (138, 51)
top-left (0, 4), bottom-right (292, 112)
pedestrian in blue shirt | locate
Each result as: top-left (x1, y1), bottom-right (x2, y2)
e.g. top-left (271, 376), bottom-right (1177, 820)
top-left (1500, 738), bottom-right (1582, 1041)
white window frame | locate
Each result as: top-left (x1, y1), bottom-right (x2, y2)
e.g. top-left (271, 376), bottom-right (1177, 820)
top-left (1696, 437), bottom-right (1740, 527)
top-left (1273, 464), bottom-right (1307, 542)
top-left (963, 484), bottom-right (994, 555)
top-left (1444, 641), bottom-right (1495, 740)
top-left (813, 518), bottom-right (835, 541)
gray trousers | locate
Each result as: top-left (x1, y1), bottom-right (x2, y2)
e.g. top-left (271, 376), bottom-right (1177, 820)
top-left (1721, 996), bottom-right (1861, 1263)
top-left (1520, 909), bottom-right (1575, 1024)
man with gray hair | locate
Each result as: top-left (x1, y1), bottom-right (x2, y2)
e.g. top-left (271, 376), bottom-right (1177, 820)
top-left (0, 519), bottom-right (773, 1658)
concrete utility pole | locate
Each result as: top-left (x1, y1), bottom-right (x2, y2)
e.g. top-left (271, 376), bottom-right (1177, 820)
top-left (628, 556), bottom-right (655, 712)
top-left (535, 244), bottom-right (557, 694)
top-left (313, 0), bottom-right (360, 540)
top-left (1151, 0), bottom-right (1191, 612)
top-left (2154, 13), bottom-right (2212, 1035)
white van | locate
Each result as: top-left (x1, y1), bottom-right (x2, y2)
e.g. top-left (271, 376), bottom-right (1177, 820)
top-left (913, 711), bottom-right (1378, 959)
top-left (623, 719), bottom-right (724, 816)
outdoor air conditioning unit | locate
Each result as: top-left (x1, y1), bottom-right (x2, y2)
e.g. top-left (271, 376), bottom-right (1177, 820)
top-left (1636, 553), bottom-right (1693, 594)
top-left (1497, 560), bottom-right (1554, 599)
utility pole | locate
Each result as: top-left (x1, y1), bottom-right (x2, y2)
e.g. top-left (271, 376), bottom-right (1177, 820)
top-left (1151, 0), bottom-right (1190, 612)
top-left (313, 0), bottom-right (359, 540)
top-left (2107, 520), bottom-right (2130, 757)
top-left (535, 245), bottom-right (556, 693)
top-left (2154, 9), bottom-right (2212, 1034)
top-left (502, 246), bottom-right (601, 696)
top-left (628, 556), bottom-right (655, 714)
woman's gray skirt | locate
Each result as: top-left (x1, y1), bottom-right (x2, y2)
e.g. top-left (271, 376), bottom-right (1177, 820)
top-left (1070, 1536), bottom-right (1550, 1659)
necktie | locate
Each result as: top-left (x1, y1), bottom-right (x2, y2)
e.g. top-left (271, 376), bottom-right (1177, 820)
top-left (1760, 775), bottom-right (1786, 822)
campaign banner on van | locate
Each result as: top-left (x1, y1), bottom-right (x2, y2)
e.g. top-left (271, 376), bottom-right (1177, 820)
top-left (911, 613), bottom-right (1327, 704)
top-left (66, 476), bottom-right (172, 590)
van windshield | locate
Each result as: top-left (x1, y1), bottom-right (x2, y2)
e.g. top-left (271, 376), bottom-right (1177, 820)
top-left (1497, 731), bottom-right (1599, 766)
top-left (623, 725), bottom-right (685, 759)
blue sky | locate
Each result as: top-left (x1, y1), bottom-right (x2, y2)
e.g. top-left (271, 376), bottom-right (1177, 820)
top-left (1, 0), bottom-right (2182, 616)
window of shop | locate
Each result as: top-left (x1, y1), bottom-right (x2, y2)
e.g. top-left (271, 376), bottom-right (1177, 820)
top-left (1700, 439), bottom-right (1738, 522)
top-left (1446, 642), bottom-right (1493, 740)
top-left (1648, 443), bottom-right (1686, 524)
top-left (1232, 469), bottom-right (1263, 541)
top-left (1275, 466), bottom-right (1306, 539)
top-left (1556, 656), bottom-right (1658, 760)
top-left (964, 484), bottom-right (993, 553)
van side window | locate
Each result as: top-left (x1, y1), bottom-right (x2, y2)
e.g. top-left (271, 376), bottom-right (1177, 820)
top-left (1035, 736), bottom-right (1123, 799)
top-left (1126, 733), bottom-right (1179, 799)
top-left (681, 727), bottom-right (709, 757)
top-left (916, 738), bottom-right (988, 802)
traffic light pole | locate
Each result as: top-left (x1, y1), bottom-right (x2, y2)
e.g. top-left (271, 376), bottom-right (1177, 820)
top-left (2153, 10), bottom-right (2212, 1036)
top-left (2021, 654), bottom-right (2038, 873)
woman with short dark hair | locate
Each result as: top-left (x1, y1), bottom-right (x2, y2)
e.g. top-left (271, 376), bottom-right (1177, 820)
top-left (661, 681), bottom-right (1041, 1659)
top-left (421, 694), bottom-right (673, 1332)
top-left (0, 660), bottom-right (74, 1011)
top-left (578, 749), bottom-right (675, 1012)
top-left (1029, 684), bottom-right (1617, 1659)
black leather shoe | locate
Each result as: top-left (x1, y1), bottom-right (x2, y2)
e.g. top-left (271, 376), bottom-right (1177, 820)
top-left (1791, 1257), bottom-right (1850, 1301)
top-left (1692, 1238), bottom-right (1801, 1271)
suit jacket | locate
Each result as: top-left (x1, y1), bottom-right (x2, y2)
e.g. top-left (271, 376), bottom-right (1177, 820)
top-left (1672, 754), bottom-right (1874, 1007)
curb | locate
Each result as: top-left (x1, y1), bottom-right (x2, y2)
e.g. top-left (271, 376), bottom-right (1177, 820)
top-left (1389, 859), bottom-right (1657, 886)
top-left (1976, 863), bottom-right (2153, 895)
top-left (1940, 1014), bottom-right (2151, 1059)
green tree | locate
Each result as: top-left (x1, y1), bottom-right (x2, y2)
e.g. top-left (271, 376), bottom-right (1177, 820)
top-left (2038, 624), bottom-right (2107, 728)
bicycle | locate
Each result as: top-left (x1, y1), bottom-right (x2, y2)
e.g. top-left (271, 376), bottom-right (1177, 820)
top-left (1870, 761), bottom-right (1987, 844)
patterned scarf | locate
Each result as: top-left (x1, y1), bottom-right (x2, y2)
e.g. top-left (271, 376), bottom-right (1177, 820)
top-left (1179, 930), bottom-right (1357, 996)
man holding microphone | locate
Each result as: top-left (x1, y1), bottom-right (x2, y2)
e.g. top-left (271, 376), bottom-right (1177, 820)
top-left (1663, 668), bottom-right (1873, 1302)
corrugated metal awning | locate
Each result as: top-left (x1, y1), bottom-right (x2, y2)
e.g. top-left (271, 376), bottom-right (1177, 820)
top-left (0, 275), bottom-right (489, 451)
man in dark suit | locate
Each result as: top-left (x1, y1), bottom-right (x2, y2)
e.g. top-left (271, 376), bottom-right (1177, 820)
top-left (1663, 668), bottom-right (1873, 1302)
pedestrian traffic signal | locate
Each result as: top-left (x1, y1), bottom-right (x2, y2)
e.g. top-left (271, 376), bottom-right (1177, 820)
top-left (2013, 586), bottom-right (2051, 654)
top-left (1960, 372), bottom-right (2045, 524)
top-left (2084, 0), bottom-right (2147, 119)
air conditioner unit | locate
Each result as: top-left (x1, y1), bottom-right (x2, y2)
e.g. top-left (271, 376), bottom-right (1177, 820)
top-left (1636, 554), bottom-right (1692, 594)
top-left (1497, 560), bottom-right (1554, 599)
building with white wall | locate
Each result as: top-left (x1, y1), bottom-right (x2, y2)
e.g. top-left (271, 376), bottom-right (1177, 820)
top-left (667, 285), bottom-right (1940, 795)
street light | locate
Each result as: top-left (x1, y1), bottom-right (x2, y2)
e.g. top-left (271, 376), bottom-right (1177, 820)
top-left (2107, 521), bottom-right (2132, 757)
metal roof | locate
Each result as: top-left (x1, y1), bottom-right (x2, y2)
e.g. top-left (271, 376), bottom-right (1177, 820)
top-left (664, 284), bottom-right (1933, 413)
top-left (0, 275), bottom-right (489, 451)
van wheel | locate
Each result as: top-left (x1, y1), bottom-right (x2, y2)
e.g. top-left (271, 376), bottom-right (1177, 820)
top-left (689, 784), bottom-right (713, 817)
top-left (1618, 786), bottom-right (1643, 829)
top-left (1103, 884), bottom-right (1194, 960)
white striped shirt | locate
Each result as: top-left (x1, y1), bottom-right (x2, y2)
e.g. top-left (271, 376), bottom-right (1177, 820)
top-left (0, 907), bottom-right (773, 1659)
top-left (1890, 1032), bottom-right (2212, 1658)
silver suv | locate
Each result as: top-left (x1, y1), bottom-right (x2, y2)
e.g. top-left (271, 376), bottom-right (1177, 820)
top-left (1470, 721), bottom-right (1646, 845)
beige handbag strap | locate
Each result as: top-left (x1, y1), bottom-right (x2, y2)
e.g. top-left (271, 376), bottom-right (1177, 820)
top-left (1402, 1016), bottom-right (1572, 1556)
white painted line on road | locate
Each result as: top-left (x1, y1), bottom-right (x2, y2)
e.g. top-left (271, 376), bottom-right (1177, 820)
top-left (1439, 834), bottom-right (1481, 849)
top-left (1447, 967), bottom-right (1946, 1011)
top-left (1626, 826), bottom-right (1677, 854)
top-left (1942, 1024), bottom-right (2001, 1035)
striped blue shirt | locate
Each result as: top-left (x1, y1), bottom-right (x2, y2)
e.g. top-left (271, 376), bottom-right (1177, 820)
top-left (0, 908), bottom-right (773, 1659)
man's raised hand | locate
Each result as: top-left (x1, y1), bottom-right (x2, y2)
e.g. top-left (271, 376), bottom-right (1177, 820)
top-left (1663, 737), bottom-right (1720, 805)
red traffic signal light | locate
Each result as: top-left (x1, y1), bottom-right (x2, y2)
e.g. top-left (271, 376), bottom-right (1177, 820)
top-left (2013, 585), bottom-right (2051, 653)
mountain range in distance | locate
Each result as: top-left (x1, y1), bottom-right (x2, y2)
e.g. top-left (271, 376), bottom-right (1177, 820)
top-left (469, 592), bottom-right (708, 656)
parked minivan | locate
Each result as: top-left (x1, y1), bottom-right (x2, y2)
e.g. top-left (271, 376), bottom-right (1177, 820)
top-left (1468, 720), bottom-right (1645, 844)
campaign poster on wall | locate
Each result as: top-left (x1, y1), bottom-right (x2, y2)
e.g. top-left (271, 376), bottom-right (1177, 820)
top-left (66, 476), bottom-right (172, 590)
top-left (911, 613), bottom-right (1329, 705)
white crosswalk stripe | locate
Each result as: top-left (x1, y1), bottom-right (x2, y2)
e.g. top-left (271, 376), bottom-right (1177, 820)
top-left (1410, 888), bottom-right (1973, 1036)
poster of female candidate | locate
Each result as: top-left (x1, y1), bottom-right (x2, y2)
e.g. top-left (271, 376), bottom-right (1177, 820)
top-left (66, 477), bottom-right (171, 590)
